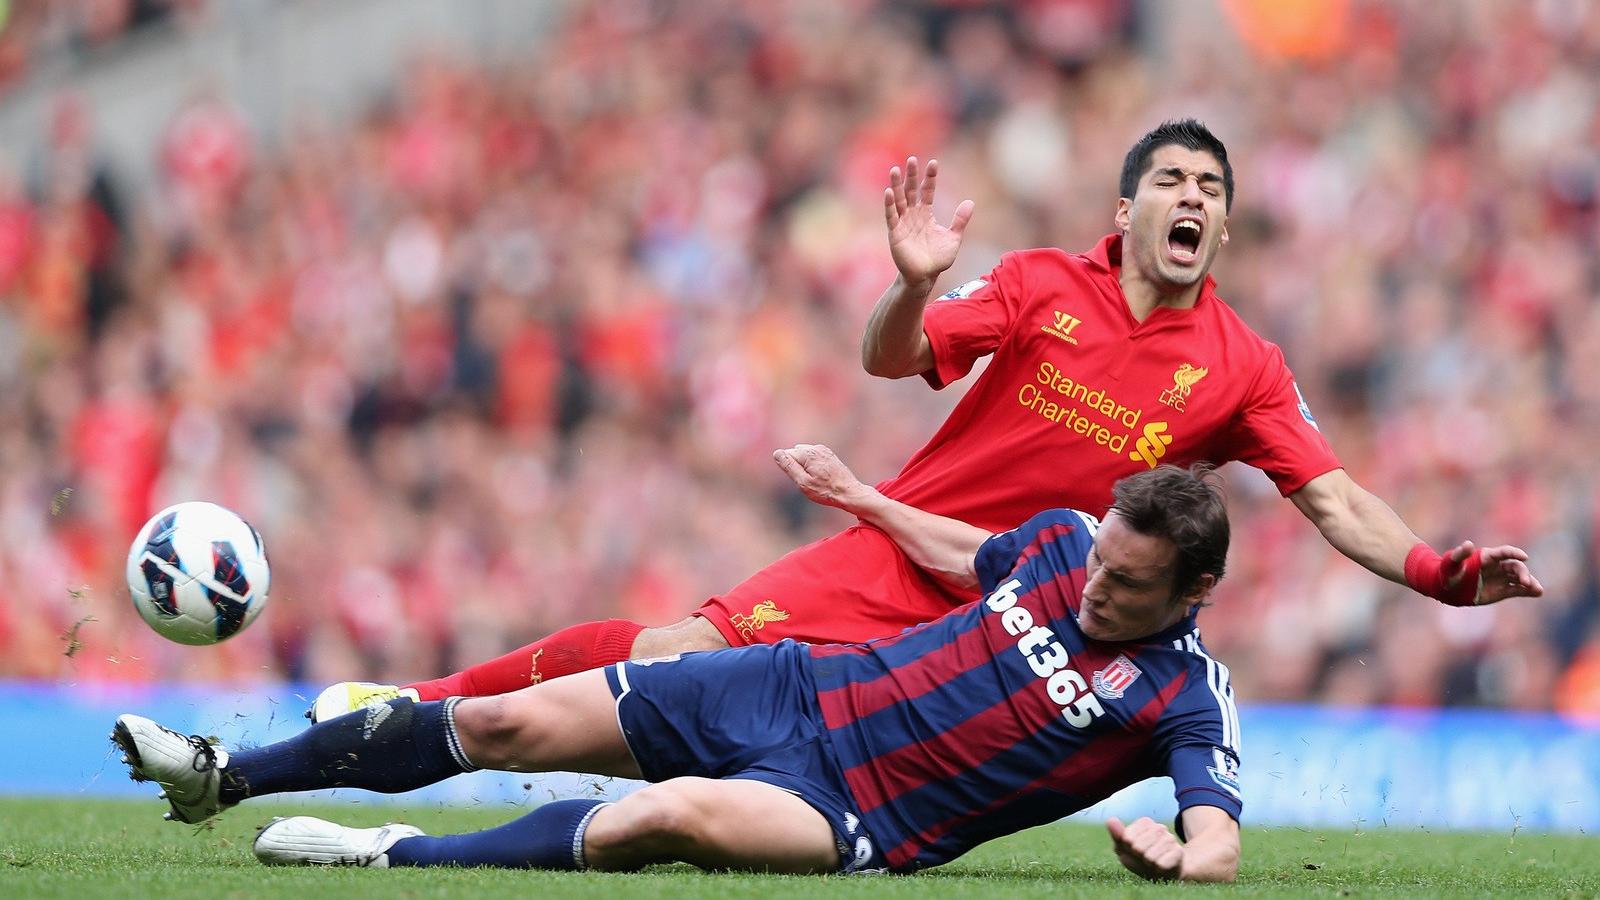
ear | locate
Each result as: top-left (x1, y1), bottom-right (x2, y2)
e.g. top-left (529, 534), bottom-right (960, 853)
top-left (1114, 197), bottom-right (1131, 233)
top-left (1218, 220), bottom-right (1229, 246)
top-left (1181, 573), bottom-right (1217, 612)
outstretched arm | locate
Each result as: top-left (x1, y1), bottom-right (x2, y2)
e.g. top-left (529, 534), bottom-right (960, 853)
top-left (862, 156), bottom-right (975, 378)
top-left (1106, 807), bottom-right (1239, 883)
top-left (1289, 469), bottom-right (1544, 606)
top-left (773, 444), bottom-right (988, 590)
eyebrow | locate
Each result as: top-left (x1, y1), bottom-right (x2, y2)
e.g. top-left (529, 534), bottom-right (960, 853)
top-left (1151, 166), bottom-right (1224, 186)
top-left (1106, 567), bottom-right (1156, 588)
top-left (1089, 541), bottom-right (1162, 587)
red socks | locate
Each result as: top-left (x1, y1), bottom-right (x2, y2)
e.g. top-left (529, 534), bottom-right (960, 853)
top-left (407, 619), bottom-right (646, 700)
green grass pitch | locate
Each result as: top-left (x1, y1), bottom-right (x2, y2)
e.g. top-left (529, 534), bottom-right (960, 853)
top-left (0, 797), bottom-right (1594, 898)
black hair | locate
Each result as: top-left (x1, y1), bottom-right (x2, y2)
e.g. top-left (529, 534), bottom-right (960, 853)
top-left (1119, 119), bottom-right (1234, 211)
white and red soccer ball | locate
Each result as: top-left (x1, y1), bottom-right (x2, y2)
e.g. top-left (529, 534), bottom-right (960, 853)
top-left (125, 501), bottom-right (271, 645)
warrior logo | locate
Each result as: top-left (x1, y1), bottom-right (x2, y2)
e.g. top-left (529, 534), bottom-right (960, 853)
top-left (1092, 654), bottom-right (1142, 700)
top-left (731, 600), bottom-right (790, 643)
top-left (1158, 363), bottom-right (1208, 411)
top-left (1041, 310), bottom-right (1083, 345)
top-left (528, 648), bottom-right (544, 685)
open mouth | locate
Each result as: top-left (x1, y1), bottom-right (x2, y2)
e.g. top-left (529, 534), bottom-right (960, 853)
top-left (1167, 218), bottom-right (1202, 263)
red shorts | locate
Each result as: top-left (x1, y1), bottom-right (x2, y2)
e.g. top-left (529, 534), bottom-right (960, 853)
top-left (697, 524), bottom-right (976, 646)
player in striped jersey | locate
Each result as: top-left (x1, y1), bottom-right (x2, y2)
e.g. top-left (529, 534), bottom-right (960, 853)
top-left (113, 446), bottom-right (1240, 881)
top-left (791, 444), bottom-right (1240, 874)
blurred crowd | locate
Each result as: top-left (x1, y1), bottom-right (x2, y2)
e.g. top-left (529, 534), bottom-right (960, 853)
top-left (0, 0), bottom-right (204, 95)
top-left (1, 0), bottom-right (1598, 716)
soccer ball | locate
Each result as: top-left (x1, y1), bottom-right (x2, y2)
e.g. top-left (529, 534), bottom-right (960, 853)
top-left (125, 501), bottom-right (271, 645)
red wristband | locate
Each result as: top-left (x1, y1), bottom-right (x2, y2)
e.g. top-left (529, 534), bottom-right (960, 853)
top-left (1404, 542), bottom-right (1481, 607)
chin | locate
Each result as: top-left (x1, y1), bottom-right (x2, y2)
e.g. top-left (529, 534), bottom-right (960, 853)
top-left (1081, 622), bottom-right (1113, 641)
top-left (1158, 264), bottom-right (1206, 287)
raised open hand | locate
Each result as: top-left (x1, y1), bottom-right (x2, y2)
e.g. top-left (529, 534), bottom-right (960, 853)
top-left (1442, 541), bottom-right (1545, 606)
top-left (884, 156), bottom-right (975, 288)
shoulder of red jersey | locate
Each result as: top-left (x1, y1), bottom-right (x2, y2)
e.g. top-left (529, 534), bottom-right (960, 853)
top-left (936, 247), bottom-right (1093, 304)
top-left (1198, 289), bottom-right (1263, 340)
top-left (1195, 289), bottom-right (1288, 362)
top-left (1000, 247), bottom-right (1090, 278)
top-left (1011, 246), bottom-right (1079, 264)
top-left (1028, 245), bottom-right (1102, 279)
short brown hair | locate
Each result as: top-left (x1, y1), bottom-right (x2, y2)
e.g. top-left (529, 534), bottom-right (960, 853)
top-left (1109, 464), bottom-right (1229, 598)
top-left (1120, 119), bottom-right (1235, 212)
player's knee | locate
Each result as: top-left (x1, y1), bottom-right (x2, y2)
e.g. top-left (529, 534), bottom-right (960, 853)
top-left (590, 782), bottom-right (711, 857)
top-left (450, 695), bottom-right (533, 769)
top-left (632, 617), bottom-right (728, 658)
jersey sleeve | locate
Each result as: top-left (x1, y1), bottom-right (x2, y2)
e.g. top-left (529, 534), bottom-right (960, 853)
top-left (919, 252), bottom-right (1031, 390)
top-left (1221, 344), bottom-right (1342, 496)
top-left (1152, 660), bottom-right (1243, 821)
top-left (974, 508), bottom-right (1099, 594)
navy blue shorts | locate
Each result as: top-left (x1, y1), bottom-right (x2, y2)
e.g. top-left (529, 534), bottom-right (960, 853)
top-left (603, 639), bottom-right (887, 873)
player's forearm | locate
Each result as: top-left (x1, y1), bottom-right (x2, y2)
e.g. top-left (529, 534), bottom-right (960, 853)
top-left (1291, 471), bottom-right (1415, 584)
top-left (840, 486), bottom-right (987, 590)
top-left (1319, 492), bottom-right (1415, 584)
top-left (1291, 471), bottom-right (1532, 606)
top-left (1172, 809), bottom-right (1240, 883)
top-left (861, 275), bottom-right (936, 378)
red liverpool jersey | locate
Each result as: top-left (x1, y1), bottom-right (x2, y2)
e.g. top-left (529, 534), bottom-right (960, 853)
top-left (879, 234), bottom-right (1339, 530)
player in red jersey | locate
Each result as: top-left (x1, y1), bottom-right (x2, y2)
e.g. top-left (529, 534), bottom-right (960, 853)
top-left (310, 120), bottom-right (1542, 721)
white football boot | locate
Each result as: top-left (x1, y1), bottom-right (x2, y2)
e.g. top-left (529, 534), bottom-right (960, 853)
top-left (111, 714), bottom-right (233, 823)
top-left (254, 816), bottom-right (425, 867)
top-left (306, 682), bottom-right (420, 723)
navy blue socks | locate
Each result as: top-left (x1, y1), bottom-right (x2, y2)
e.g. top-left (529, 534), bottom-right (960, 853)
top-left (219, 698), bottom-right (610, 869)
top-left (387, 798), bottom-right (610, 869)
top-left (219, 698), bottom-right (477, 804)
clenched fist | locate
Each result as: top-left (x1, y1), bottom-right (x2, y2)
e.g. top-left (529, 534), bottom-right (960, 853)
top-left (1106, 816), bottom-right (1185, 881)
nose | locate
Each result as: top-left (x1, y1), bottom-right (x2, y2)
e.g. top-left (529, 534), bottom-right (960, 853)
top-left (1083, 567), bottom-right (1106, 597)
top-left (1177, 177), bottom-right (1204, 207)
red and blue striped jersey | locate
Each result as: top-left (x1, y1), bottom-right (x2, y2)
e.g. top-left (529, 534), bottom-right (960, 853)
top-left (805, 508), bottom-right (1242, 873)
